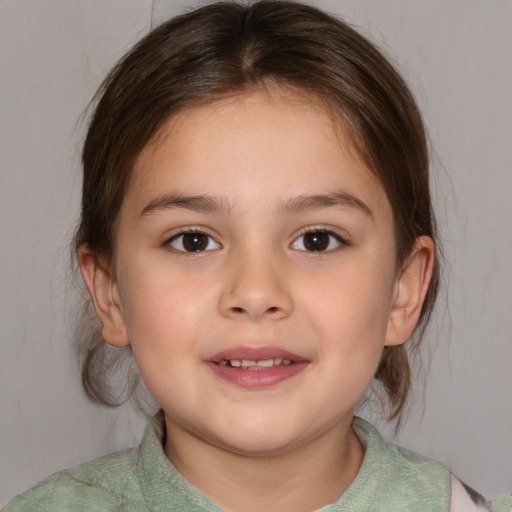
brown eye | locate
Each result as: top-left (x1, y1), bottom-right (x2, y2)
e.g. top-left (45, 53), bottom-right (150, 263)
top-left (303, 232), bottom-right (329, 251)
top-left (292, 230), bottom-right (345, 252)
top-left (169, 232), bottom-right (220, 252)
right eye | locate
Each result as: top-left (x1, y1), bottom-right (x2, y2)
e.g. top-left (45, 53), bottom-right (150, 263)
top-left (167, 231), bottom-right (220, 252)
top-left (291, 229), bottom-right (346, 252)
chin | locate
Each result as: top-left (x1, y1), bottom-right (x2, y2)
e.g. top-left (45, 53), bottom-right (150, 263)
top-left (219, 436), bottom-right (299, 458)
top-left (204, 419), bottom-right (306, 457)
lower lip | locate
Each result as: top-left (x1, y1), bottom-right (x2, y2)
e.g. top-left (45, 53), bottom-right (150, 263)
top-left (205, 361), bottom-right (309, 388)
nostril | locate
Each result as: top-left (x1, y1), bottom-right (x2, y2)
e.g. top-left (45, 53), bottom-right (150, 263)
top-left (227, 305), bottom-right (281, 316)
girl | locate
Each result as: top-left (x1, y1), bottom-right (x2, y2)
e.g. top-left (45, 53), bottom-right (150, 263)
top-left (4, 1), bottom-right (510, 510)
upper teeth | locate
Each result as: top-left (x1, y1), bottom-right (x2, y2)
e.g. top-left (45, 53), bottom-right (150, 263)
top-left (219, 358), bottom-right (292, 368)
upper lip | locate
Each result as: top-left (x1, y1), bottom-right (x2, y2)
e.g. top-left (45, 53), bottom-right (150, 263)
top-left (207, 346), bottom-right (307, 364)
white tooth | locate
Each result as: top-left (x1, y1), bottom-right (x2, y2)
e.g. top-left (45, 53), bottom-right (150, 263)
top-left (230, 360), bottom-right (242, 367)
top-left (241, 359), bottom-right (256, 368)
top-left (283, 359), bottom-right (292, 365)
top-left (257, 359), bottom-right (274, 367)
top-left (274, 358), bottom-right (283, 365)
top-left (219, 360), bottom-right (228, 366)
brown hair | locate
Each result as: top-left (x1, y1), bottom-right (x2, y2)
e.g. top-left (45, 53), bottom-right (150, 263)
top-left (74, 0), bottom-right (439, 423)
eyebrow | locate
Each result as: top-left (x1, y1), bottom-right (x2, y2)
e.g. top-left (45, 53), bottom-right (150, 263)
top-left (140, 191), bottom-right (373, 218)
top-left (278, 192), bottom-right (373, 218)
top-left (140, 193), bottom-right (232, 217)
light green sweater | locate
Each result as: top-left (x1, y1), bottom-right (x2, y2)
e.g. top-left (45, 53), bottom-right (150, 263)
top-left (4, 412), bottom-right (510, 511)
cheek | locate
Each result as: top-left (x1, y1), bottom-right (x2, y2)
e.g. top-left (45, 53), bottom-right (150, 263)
top-left (116, 258), bottom-right (225, 391)
top-left (119, 252), bottom-right (209, 330)
top-left (310, 280), bottom-right (391, 406)
top-left (301, 257), bottom-right (395, 356)
top-left (118, 279), bottom-right (202, 406)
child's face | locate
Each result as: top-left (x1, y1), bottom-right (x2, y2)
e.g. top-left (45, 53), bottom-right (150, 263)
top-left (109, 89), bottom-right (406, 455)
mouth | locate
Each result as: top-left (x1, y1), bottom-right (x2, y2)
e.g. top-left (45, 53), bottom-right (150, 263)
top-left (218, 358), bottom-right (294, 370)
top-left (206, 347), bottom-right (308, 388)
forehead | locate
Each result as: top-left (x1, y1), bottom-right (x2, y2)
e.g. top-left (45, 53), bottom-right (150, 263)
top-left (144, 88), bottom-right (348, 160)
top-left (126, 88), bottom-right (390, 217)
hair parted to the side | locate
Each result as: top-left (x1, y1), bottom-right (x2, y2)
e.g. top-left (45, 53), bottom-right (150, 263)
top-left (74, 0), bottom-right (440, 424)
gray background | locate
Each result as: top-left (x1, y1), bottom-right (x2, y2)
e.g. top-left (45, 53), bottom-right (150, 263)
top-left (1, 0), bottom-right (511, 506)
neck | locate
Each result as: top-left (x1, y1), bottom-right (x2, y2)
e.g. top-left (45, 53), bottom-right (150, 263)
top-left (164, 415), bottom-right (364, 512)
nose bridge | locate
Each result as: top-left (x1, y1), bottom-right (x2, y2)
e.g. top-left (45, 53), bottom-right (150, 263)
top-left (219, 243), bottom-right (292, 321)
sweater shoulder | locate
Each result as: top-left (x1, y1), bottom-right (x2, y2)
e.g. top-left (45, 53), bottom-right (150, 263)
top-left (3, 448), bottom-right (145, 511)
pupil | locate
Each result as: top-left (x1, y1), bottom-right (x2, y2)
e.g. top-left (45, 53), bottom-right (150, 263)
top-left (304, 232), bottom-right (328, 251)
top-left (183, 233), bottom-right (207, 251)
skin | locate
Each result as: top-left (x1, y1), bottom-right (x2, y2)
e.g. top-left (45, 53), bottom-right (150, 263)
top-left (79, 88), bottom-right (434, 512)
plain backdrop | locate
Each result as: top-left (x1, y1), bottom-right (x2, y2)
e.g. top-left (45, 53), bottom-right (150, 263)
top-left (1, 0), bottom-right (511, 506)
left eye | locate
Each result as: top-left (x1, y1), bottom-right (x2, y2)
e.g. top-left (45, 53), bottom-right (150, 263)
top-left (291, 230), bottom-right (345, 252)
top-left (168, 232), bottom-right (220, 252)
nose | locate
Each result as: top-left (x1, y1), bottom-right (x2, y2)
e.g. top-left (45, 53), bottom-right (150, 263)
top-left (218, 251), bottom-right (293, 321)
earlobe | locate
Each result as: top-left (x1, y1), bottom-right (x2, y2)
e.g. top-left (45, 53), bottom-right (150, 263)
top-left (77, 245), bottom-right (129, 347)
top-left (385, 236), bottom-right (435, 347)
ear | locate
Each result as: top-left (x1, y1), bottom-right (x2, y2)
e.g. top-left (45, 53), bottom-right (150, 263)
top-left (77, 245), bottom-right (129, 347)
top-left (385, 236), bottom-right (435, 347)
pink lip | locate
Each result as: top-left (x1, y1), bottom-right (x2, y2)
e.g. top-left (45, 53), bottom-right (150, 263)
top-left (205, 346), bottom-right (309, 389)
top-left (208, 346), bottom-right (305, 363)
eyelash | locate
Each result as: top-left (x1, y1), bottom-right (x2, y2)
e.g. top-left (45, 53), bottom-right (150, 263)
top-left (164, 227), bottom-right (349, 254)
top-left (291, 228), bottom-right (349, 253)
top-left (165, 228), bottom-right (221, 253)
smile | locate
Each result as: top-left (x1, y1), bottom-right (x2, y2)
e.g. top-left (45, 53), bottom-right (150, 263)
top-left (219, 358), bottom-right (293, 369)
top-left (206, 347), bottom-right (308, 388)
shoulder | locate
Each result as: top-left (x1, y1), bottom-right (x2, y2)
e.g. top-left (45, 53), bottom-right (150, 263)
top-left (450, 475), bottom-right (512, 512)
top-left (489, 496), bottom-right (512, 512)
top-left (353, 417), bottom-right (450, 486)
top-left (342, 417), bottom-right (451, 510)
top-left (351, 418), bottom-right (511, 512)
top-left (3, 448), bottom-right (145, 511)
